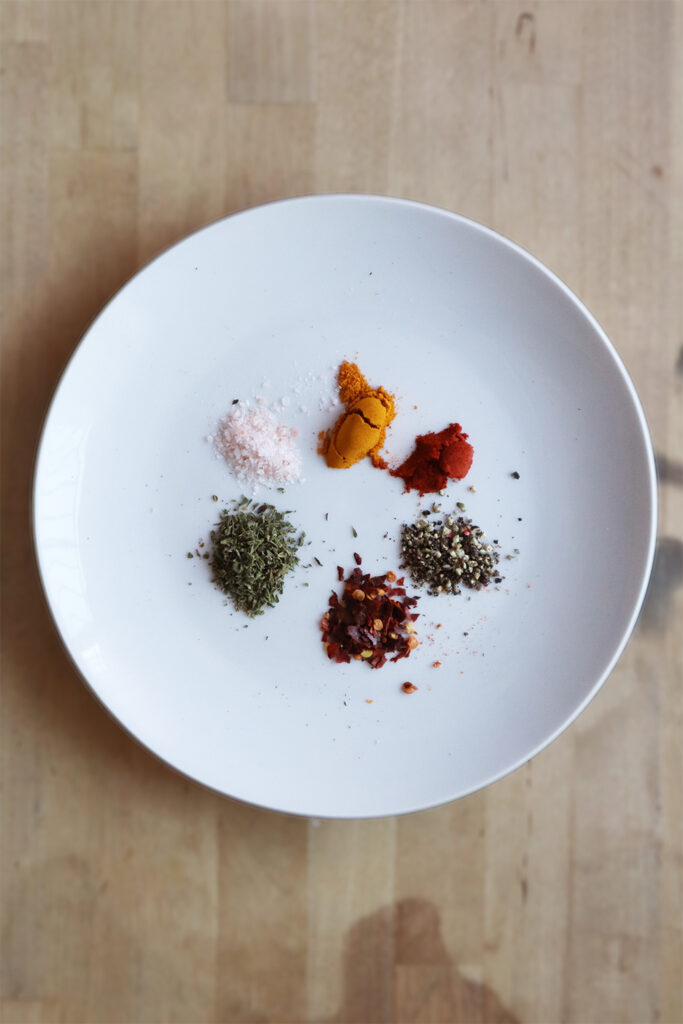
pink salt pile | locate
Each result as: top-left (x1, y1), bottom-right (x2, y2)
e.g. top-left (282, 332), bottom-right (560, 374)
top-left (211, 404), bottom-right (302, 487)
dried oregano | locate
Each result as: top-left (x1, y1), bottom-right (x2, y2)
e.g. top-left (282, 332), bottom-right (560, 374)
top-left (209, 497), bottom-right (302, 616)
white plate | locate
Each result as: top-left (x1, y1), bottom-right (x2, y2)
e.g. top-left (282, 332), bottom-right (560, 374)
top-left (33, 196), bottom-right (656, 818)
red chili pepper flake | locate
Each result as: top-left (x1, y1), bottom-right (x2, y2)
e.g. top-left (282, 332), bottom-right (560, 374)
top-left (402, 682), bottom-right (418, 694)
top-left (353, 552), bottom-right (362, 565)
top-left (432, 661), bottom-right (442, 668)
top-left (321, 564), bottom-right (420, 669)
top-left (337, 565), bottom-right (344, 581)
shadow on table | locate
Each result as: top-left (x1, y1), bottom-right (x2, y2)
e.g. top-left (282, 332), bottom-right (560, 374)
top-left (637, 535), bottom-right (683, 632)
top-left (328, 897), bottom-right (518, 1024)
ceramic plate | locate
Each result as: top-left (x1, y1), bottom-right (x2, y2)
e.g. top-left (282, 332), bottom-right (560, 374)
top-left (33, 195), bottom-right (656, 817)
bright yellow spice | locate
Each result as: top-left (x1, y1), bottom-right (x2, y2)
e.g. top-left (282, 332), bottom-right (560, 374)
top-left (338, 360), bottom-right (370, 405)
top-left (323, 361), bottom-right (396, 469)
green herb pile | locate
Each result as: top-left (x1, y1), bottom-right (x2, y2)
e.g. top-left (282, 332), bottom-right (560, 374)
top-left (210, 497), bottom-right (303, 616)
top-left (400, 511), bottom-right (502, 596)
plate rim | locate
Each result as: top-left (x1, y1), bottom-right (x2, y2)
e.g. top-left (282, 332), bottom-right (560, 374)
top-left (32, 193), bottom-right (659, 818)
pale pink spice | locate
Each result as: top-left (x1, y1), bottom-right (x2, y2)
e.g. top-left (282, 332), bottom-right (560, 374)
top-left (211, 404), bottom-right (302, 487)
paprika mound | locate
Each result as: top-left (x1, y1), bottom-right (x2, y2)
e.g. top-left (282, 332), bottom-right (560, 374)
top-left (391, 423), bottom-right (473, 495)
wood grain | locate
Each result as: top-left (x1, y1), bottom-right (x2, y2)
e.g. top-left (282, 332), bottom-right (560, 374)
top-left (2, 3), bottom-right (682, 1022)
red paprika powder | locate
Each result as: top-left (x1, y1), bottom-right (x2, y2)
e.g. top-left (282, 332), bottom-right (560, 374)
top-left (391, 423), bottom-right (474, 495)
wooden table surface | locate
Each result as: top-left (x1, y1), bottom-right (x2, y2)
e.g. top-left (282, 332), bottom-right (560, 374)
top-left (2, 3), bottom-right (682, 1022)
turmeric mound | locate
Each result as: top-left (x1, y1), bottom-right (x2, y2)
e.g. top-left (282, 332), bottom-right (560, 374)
top-left (323, 361), bottom-right (396, 470)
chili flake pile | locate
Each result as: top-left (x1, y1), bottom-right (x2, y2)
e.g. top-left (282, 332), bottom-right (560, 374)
top-left (400, 511), bottom-right (502, 596)
top-left (321, 565), bottom-right (420, 668)
top-left (209, 497), bottom-right (302, 616)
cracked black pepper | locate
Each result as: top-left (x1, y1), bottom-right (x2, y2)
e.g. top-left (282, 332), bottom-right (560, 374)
top-left (399, 511), bottom-right (502, 596)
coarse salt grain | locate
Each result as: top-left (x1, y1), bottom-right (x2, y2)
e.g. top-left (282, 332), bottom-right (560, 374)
top-left (212, 405), bottom-right (302, 487)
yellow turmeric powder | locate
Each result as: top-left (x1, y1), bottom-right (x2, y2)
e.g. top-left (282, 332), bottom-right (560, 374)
top-left (338, 361), bottom-right (371, 405)
top-left (323, 361), bottom-right (396, 469)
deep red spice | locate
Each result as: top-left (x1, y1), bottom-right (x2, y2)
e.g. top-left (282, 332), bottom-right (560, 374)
top-left (321, 566), bottom-right (420, 669)
top-left (391, 423), bottom-right (474, 495)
